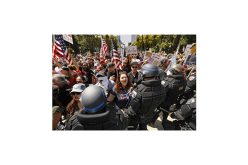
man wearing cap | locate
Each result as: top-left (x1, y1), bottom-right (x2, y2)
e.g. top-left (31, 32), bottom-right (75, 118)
top-left (66, 83), bottom-right (86, 117)
top-left (127, 60), bottom-right (142, 87)
top-left (60, 65), bottom-right (76, 88)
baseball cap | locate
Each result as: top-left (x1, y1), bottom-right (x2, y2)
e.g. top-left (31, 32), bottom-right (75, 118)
top-left (70, 83), bottom-right (86, 93)
top-left (130, 60), bottom-right (138, 66)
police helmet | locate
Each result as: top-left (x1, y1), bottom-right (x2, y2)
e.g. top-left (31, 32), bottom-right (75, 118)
top-left (141, 64), bottom-right (159, 78)
top-left (80, 85), bottom-right (107, 114)
top-left (172, 64), bottom-right (183, 73)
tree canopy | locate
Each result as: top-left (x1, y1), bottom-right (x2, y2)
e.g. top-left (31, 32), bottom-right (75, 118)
top-left (67, 34), bottom-right (196, 55)
top-left (132, 35), bottom-right (196, 53)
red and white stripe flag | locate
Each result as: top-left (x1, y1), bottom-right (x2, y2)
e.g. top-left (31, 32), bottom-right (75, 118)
top-left (53, 35), bottom-right (73, 65)
top-left (111, 56), bottom-right (122, 70)
top-left (100, 36), bottom-right (108, 58)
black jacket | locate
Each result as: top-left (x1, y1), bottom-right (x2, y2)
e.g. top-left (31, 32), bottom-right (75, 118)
top-left (127, 71), bottom-right (142, 85)
top-left (161, 74), bottom-right (187, 109)
top-left (65, 104), bottom-right (127, 130)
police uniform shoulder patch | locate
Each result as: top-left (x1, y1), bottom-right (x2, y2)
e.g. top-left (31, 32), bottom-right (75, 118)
top-left (189, 76), bottom-right (195, 81)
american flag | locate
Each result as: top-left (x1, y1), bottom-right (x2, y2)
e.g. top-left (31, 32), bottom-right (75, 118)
top-left (100, 36), bottom-right (109, 58)
top-left (110, 39), bottom-right (119, 57)
top-left (111, 56), bottom-right (122, 70)
top-left (110, 39), bottom-right (122, 70)
top-left (53, 35), bottom-right (72, 65)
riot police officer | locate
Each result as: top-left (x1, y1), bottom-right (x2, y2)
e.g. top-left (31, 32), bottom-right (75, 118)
top-left (126, 64), bottom-right (168, 130)
top-left (160, 64), bottom-right (187, 130)
top-left (184, 66), bottom-right (196, 100)
top-left (65, 85), bottom-right (127, 130)
top-left (167, 94), bottom-right (196, 130)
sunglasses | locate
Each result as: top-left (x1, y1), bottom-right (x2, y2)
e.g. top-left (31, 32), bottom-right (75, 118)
top-left (132, 66), bottom-right (138, 68)
top-left (71, 92), bottom-right (81, 95)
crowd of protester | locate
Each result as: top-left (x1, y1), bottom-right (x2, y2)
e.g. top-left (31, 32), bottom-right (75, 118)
top-left (52, 43), bottom-right (196, 130)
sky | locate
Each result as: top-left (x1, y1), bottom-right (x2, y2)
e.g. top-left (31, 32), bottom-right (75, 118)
top-left (120, 35), bottom-right (131, 46)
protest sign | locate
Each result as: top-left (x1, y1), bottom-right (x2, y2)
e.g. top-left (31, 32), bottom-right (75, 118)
top-left (148, 53), bottom-right (161, 66)
top-left (183, 44), bottom-right (193, 65)
top-left (126, 46), bottom-right (138, 55)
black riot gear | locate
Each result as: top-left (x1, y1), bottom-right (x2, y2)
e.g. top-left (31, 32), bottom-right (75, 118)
top-left (161, 74), bottom-right (187, 109)
top-left (65, 103), bottom-right (127, 130)
top-left (168, 94), bottom-right (196, 130)
top-left (184, 72), bottom-right (196, 100)
top-left (127, 64), bottom-right (168, 130)
top-left (160, 66), bottom-right (187, 130)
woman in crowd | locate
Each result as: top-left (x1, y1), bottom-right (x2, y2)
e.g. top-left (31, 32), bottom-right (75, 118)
top-left (107, 71), bottom-right (132, 109)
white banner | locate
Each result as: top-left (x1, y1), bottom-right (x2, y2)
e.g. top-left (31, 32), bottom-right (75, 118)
top-left (148, 53), bottom-right (161, 66)
top-left (63, 34), bottom-right (73, 44)
top-left (126, 46), bottom-right (138, 55)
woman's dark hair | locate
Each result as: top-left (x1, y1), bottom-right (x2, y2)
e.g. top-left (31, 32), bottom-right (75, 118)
top-left (114, 71), bottom-right (132, 93)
